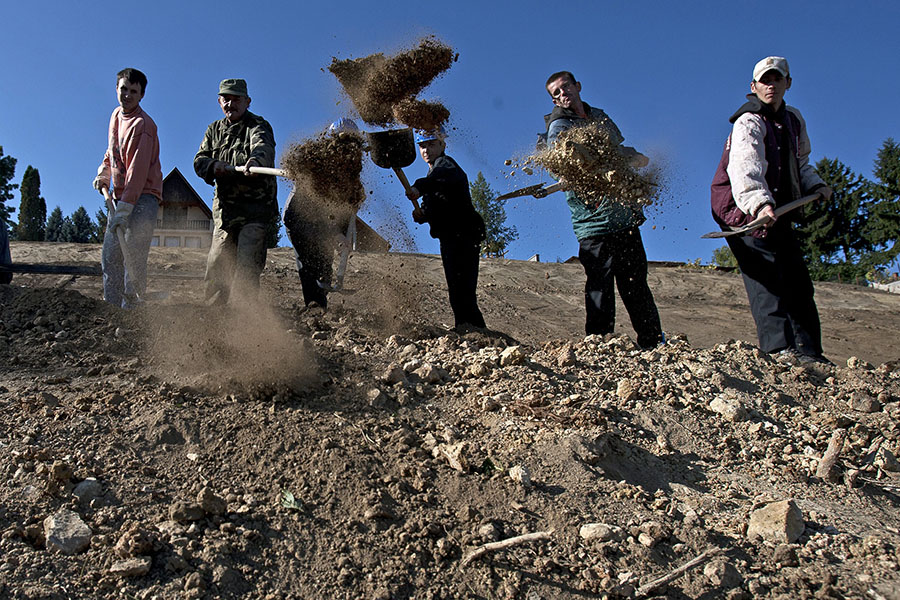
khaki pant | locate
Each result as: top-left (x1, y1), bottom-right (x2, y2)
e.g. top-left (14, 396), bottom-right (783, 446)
top-left (205, 222), bottom-right (268, 304)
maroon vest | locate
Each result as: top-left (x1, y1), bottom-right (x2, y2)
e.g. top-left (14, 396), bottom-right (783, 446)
top-left (710, 110), bottom-right (802, 235)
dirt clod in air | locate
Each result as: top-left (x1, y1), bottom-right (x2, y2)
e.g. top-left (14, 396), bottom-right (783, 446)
top-left (281, 131), bottom-right (366, 210)
top-left (508, 122), bottom-right (661, 208)
top-left (329, 37), bottom-right (456, 128)
top-left (392, 98), bottom-right (451, 132)
top-left (539, 123), bottom-right (659, 207)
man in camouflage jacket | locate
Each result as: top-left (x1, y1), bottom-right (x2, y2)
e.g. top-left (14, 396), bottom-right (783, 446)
top-left (194, 78), bottom-right (278, 304)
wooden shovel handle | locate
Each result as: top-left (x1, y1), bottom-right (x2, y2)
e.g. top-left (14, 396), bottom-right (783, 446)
top-left (393, 167), bottom-right (421, 211)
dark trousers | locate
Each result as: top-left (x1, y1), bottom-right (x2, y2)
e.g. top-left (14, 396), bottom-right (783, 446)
top-left (285, 210), bottom-right (341, 309)
top-left (726, 227), bottom-right (822, 356)
top-left (439, 236), bottom-right (485, 329)
top-left (578, 228), bottom-right (662, 349)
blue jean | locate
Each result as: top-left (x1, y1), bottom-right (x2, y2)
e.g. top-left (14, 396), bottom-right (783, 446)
top-left (102, 194), bottom-right (159, 308)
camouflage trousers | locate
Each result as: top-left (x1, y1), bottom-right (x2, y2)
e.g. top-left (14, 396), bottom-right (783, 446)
top-left (204, 222), bottom-right (268, 305)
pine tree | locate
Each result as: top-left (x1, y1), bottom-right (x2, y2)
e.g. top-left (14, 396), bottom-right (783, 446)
top-left (58, 217), bottom-right (75, 242)
top-left (45, 206), bottom-right (64, 242)
top-left (91, 206), bottom-right (108, 243)
top-left (0, 146), bottom-right (17, 226)
top-left (469, 172), bottom-right (518, 257)
top-left (798, 158), bottom-right (871, 280)
top-left (68, 207), bottom-right (96, 243)
top-left (865, 138), bottom-right (900, 273)
top-left (16, 166), bottom-right (47, 241)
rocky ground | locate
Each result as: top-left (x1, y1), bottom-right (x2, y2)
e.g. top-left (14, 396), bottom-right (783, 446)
top-left (1, 242), bottom-right (899, 599)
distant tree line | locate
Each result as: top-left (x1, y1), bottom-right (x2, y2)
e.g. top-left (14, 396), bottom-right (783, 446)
top-left (0, 148), bottom-right (112, 244)
top-left (713, 138), bottom-right (900, 283)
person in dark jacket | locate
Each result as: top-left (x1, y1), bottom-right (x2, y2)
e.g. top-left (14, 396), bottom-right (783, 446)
top-left (710, 56), bottom-right (833, 364)
top-left (406, 129), bottom-right (486, 331)
top-left (544, 70), bottom-right (663, 348)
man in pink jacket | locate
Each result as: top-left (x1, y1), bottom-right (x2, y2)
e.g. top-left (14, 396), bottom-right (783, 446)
top-left (93, 68), bottom-right (163, 308)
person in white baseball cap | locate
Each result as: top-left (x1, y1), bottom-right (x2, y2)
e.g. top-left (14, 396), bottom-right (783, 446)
top-left (710, 56), bottom-right (834, 364)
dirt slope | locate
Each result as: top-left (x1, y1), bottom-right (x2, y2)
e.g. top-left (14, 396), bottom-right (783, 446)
top-left (1, 242), bottom-right (899, 600)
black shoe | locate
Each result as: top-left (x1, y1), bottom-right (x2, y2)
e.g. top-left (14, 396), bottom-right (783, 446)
top-left (798, 353), bottom-right (833, 366)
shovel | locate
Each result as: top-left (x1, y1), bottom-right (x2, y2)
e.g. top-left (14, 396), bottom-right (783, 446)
top-left (701, 192), bottom-right (822, 239)
top-left (367, 128), bottom-right (420, 211)
top-left (227, 165), bottom-right (287, 177)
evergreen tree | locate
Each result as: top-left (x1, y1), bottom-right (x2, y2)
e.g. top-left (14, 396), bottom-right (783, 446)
top-left (91, 207), bottom-right (108, 243)
top-left (798, 158), bottom-right (871, 280)
top-left (45, 206), bottom-right (64, 242)
top-left (58, 217), bottom-right (76, 242)
top-left (711, 245), bottom-right (738, 269)
top-left (469, 172), bottom-right (518, 257)
top-left (16, 165), bottom-right (47, 241)
top-left (266, 210), bottom-right (282, 248)
top-left (865, 138), bottom-right (900, 273)
top-left (0, 146), bottom-right (17, 226)
top-left (68, 207), bottom-right (96, 243)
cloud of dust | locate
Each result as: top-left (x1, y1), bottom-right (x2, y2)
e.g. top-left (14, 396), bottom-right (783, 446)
top-left (144, 300), bottom-right (317, 392)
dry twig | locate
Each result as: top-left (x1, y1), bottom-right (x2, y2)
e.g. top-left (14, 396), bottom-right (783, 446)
top-left (635, 548), bottom-right (721, 598)
top-left (460, 530), bottom-right (554, 568)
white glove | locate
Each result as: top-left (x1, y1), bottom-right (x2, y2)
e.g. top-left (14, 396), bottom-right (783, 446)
top-left (109, 202), bottom-right (134, 236)
top-left (93, 176), bottom-right (107, 192)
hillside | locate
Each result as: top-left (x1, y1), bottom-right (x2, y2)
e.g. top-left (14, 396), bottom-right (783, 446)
top-left (1, 242), bottom-right (899, 600)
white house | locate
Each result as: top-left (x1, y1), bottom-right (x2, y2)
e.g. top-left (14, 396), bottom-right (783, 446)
top-left (151, 167), bottom-right (213, 248)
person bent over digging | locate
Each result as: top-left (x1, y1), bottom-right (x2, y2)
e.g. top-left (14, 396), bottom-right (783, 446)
top-left (406, 128), bottom-right (487, 332)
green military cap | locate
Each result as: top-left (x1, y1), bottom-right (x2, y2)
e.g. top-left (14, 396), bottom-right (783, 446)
top-left (218, 78), bottom-right (249, 97)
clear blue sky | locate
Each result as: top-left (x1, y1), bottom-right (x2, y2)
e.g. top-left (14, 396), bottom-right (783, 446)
top-left (2, 1), bottom-right (898, 262)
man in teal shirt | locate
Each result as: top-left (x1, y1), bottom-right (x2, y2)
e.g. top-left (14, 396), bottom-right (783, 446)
top-left (544, 70), bottom-right (662, 348)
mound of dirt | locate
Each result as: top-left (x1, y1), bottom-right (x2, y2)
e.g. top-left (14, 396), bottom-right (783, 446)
top-left (2, 244), bottom-right (900, 599)
top-left (329, 37), bottom-right (456, 128)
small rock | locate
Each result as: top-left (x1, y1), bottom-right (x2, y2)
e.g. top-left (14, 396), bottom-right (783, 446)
top-left (73, 478), bottom-right (103, 503)
top-left (434, 442), bottom-right (468, 472)
top-left (747, 499), bottom-right (804, 543)
top-left (478, 522), bottom-right (501, 541)
top-left (704, 559), bottom-right (742, 589)
top-left (197, 488), bottom-right (227, 516)
top-left (500, 346), bottom-right (525, 367)
top-left (108, 557), bottom-right (152, 578)
top-left (773, 544), bottom-right (799, 567)
top-left (875, 448), bottom-right (900, 473)
top-left (709, 395), bottom-right (747, 422)
top-left (115, 524), bottom-right (155, 558)
top-left (616, 379), bottom-right (638, 402)
top-left (40, 392), bottom-right (61, 408)
top-left (508, 465), bottom-right (532, 487)
top-left (557, 345), bottom-right (576, 367)
top-left (414, 363), bottom-right (442, 384)
top-left (169, 501), bottom-right (205, 523)
top-left (367, 388), bottom-right (390, 409)
top-left (382, 365), bottom-right (407, 385)
top-left (467, 362), bottom-right (491, 377)
top-left (579, 523), bottom-right (622, 542)
top-left (848, 391), bottom-right (881, 413)
top-left (44, 509), bottom-right (92, 555)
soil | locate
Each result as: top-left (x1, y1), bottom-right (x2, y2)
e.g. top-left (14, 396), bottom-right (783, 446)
top-left (535, 122), bottom-right (660, 207)
top-left (329, 37), bottom-right (456, 129)
top-left (281, 131), bottom-right (366, 210)
top-left (2, 242), bottom-right (900, 600)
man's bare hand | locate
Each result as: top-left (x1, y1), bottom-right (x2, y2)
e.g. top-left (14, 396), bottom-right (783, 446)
top-left (243, 158), bottom-right (260, 177)
top-left (406, 186), bottom-right (421, 202)
top-left (756, 204), bottom-right (777, 227)
top-left (412, 207), bottom-right (426, 224)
